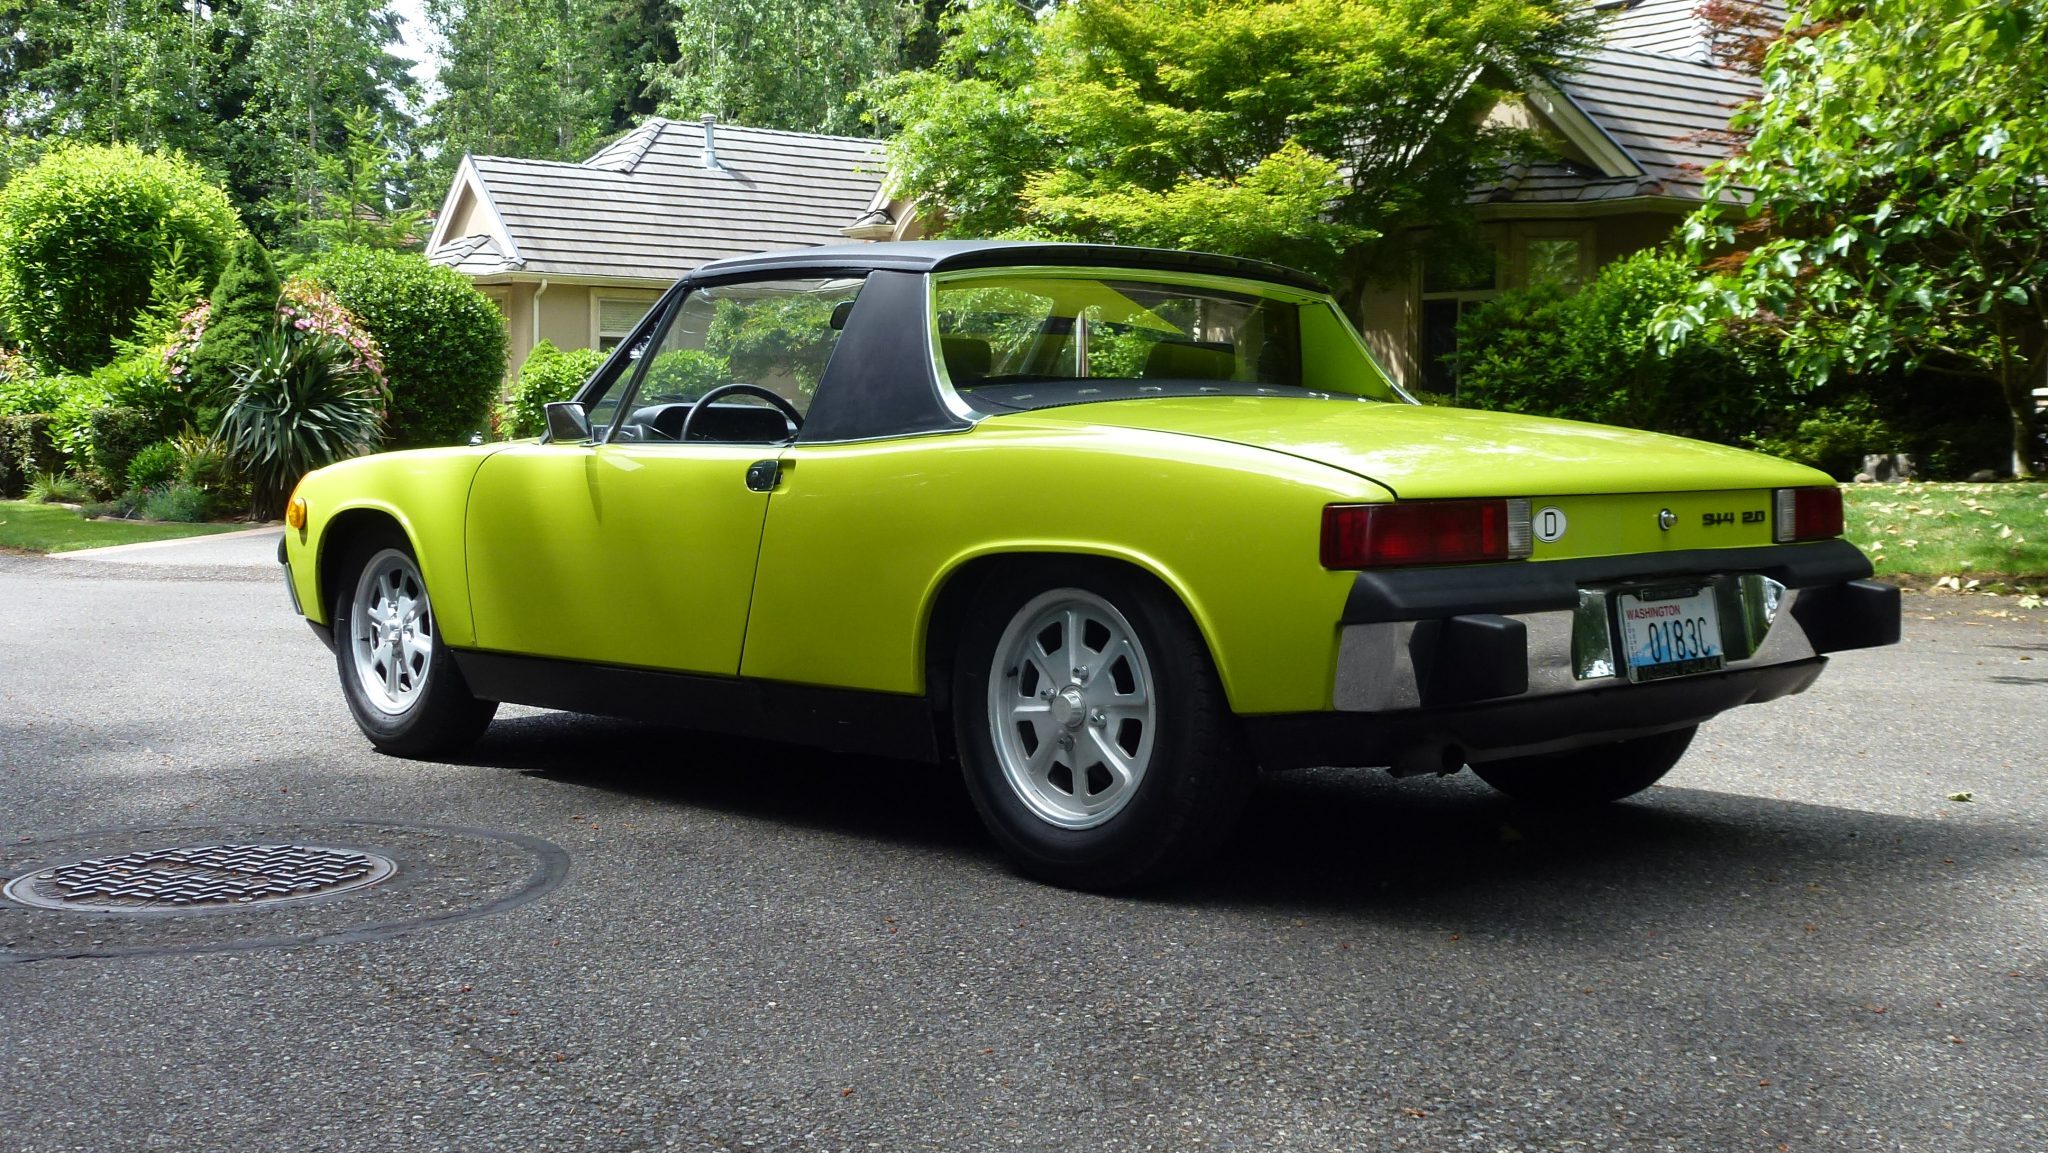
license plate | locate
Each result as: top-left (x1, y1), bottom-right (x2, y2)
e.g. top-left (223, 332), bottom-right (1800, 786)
top-left (1615, 584), bottom-right (1724, 682)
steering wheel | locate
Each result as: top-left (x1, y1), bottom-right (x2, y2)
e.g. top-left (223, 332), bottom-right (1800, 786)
top-left (678, 382), bottom-right (804, 443)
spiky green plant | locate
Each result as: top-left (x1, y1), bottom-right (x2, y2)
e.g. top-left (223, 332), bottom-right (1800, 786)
top-left (24, 470), bottom-right (87, 504)
top-left (218, 328), bottom-right (383, 518)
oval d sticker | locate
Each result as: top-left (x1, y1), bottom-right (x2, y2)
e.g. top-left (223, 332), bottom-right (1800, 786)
top-left (1535, 506), bottom-right (1568, 543)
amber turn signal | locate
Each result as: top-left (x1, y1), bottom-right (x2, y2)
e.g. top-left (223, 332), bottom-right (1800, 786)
top-left (286, 496), bottom-right (308, 530)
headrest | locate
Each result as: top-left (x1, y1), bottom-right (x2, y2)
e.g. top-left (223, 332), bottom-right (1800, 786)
top-left (1144, 339), bottom-right (1235, 381)
top-left (941, 336), bottom-right (993, 382)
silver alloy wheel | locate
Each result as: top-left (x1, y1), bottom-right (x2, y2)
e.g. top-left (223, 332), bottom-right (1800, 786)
top-left (349, 548), bottom-right (436, 716)
top-left (987, 588), bottom-right (1158, 830)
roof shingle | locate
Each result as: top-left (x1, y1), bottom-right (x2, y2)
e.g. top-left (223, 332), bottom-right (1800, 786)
top-left (432, 118), bottom-right (886, 283)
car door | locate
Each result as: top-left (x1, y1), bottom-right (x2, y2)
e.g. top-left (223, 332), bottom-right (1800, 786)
top-left (464, 275), bottom-right (863, 676)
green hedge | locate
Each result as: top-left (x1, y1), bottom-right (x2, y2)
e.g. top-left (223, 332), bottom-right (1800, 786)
top-left (505, 340), bottom-right (606, 438)
top-left (303, 247), bottom-right (506, 448)
top-left (86, 406), bottom-right (164, 495)
top-left (0, 143), bottom-right (240, 373)
top-left (1455, 251), bottom-right (1788, 447)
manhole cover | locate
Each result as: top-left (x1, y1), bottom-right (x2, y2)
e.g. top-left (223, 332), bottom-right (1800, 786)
top-left (2, 844), bottom-right (397, 912)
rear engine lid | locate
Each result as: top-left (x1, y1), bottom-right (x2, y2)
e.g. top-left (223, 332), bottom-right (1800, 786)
top-left (1002, 396), bottom-right (1831, 499)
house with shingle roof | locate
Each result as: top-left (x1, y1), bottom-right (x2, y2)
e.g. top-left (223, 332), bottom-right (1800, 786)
top-left (1359, 0), bottom-right (1780, 392)
top-left (426, 116), bottom-right (885, 370)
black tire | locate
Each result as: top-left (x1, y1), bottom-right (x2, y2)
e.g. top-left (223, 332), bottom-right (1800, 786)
top-left (951, 562), bottom-right (1250, 890)
top-left (332, 526), bottom-right (497, 758)
top-left (1469, 724), bottom-right (1698, 806)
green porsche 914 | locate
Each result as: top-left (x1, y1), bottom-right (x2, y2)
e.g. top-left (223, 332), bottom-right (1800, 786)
top-left (279, 240), bottom-right (1899, 888)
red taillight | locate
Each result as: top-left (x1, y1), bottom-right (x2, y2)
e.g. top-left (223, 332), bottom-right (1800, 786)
top-left (1322, 500), bottom-right (1515, 569)
top-left (1774, 486), bottom-right (1844, 542)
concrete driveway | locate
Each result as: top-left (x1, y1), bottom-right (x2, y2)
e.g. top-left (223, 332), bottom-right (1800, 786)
top-left (48, 523), bottom-right (283, 570)
top-left (0, 553), bottom-right (2043, 1152)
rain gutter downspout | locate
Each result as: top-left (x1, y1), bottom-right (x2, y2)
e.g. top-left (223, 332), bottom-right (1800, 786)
top-left (531, 277), bottom-right (550, 354)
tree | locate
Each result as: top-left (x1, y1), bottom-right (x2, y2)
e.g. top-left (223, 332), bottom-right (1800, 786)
top-left (423, 0), bottom-right (618, 168)
top-left (872, 0), bottom-right (1598, 293)
top-left (652, 0), bottom-right (925, 134)
top-left (186, 233), bottom-right (283, 402)
top-left (1660, 0), bottom-right (2048, 477)
top-left (0, 143), bottom-right (241, 373)
top-left (0, 0), bottom-right (418, 248)
top-left (292, 106), bottom-right (429, 253)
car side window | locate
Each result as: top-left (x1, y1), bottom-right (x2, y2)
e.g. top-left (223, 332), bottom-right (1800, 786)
top-left (608, 276), bottom-right (865, 444)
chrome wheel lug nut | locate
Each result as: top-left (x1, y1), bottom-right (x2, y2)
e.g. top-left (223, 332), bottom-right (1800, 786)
top-left (1089, 709), bottom-right (1106, 727)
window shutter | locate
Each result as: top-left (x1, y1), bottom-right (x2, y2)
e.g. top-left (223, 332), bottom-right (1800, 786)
top-left (599, 298), bottom-right (650, 336)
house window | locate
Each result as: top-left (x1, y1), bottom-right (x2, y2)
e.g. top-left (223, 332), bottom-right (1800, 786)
top-left (1525, 237), bottom-right (1586, 290)
top-left (596, 296), bottom-right (659, 351)
top-left (1418, 250), bottom-right (1499, 397)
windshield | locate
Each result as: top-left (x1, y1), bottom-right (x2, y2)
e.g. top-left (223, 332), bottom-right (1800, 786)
top-left (931, 270), bottom-right (1403, 412)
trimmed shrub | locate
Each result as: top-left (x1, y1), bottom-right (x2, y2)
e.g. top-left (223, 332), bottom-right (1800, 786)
top-left (184, 233), bottom-right (281, 403)
top-left (302, 247), bottom-right (505, 448)
top-left (126, 440), bottom-right (182, 493)
top-left (1455, 251), bottom-right (1791, 446)
top-left (218, 327), bottom-right (385, 516)
top-left (505, 340), bottom-right (606, 438)
top-left (86, 406), bottom-right (164, 496)
top-left (0, 143), bottom-right (240, 372)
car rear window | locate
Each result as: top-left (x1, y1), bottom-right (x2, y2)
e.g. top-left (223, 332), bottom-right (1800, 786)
top-left (931, 271), bottom-right (1401, 410)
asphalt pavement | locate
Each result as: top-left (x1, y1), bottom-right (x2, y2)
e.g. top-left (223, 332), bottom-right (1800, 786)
top-left (0, 548), bottom-right (2043, 1152)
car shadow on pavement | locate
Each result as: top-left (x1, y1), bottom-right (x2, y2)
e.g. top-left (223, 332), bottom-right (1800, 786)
top-left (463, 712), bottom-right (2032, 924)
top-left (1163, 766), bottom-right (2036, 926)
top-left (466, 711), bottom-right (994, 855)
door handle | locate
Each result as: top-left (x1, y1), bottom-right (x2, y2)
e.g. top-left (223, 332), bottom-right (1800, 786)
top-left (744, 459), bottom-right (781, 492)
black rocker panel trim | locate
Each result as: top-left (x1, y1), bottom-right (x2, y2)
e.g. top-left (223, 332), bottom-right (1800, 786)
top-left (1342, 539), bottom-right (1876, 624)
top-left (448, 650), bottom-right (943, 763)
top-left (1245, 657), bottom-right (1827, 772)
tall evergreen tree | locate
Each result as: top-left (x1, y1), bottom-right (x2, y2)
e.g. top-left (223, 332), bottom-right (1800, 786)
top-left (186, 232), bottom-right (283, 402)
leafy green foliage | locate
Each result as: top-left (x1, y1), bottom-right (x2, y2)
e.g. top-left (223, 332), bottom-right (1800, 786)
top-left (303, 247), bottom-right (505, 448)
top-left (0, 414), bottom-right (60, 498)
top-left (0, 144), bottom-right (241, 372)
top-left (1659, 0), bottom-right (2048, 476)
top-left (187, 234), bottom-right (283, 404)
top-left (0, 356), bottom-right (64, 416)
top-left (637, 350), bottom-right (732, 405)
top-left (1457, 252), bottom-right (1791, 445)
top-left (25, 471), bottom-right (88, 504)
top-left (874, 0), bottom-right (1597, 284)
top-left (219, 328), bottom-right (385, 516)
top-left (126, 440), bottom-right (183, 494)
top-left (86, 406), bottom-right (169, 498)
top-left (289, 107), bottom-right (428, 254)
top-left (424, 0), bottom-right (670, 175)
top-left (506, 341), bottom-right (606, 438)
top-left (653, 0), bottom-right (922, 134)
top-left (138, 482), bottom-right (214, 523)
top-left (1746, 398), bottom-right (1899, 479)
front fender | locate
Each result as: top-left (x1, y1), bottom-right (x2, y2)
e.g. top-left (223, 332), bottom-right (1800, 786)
top-left (286, 446), bottom-right (502, 644)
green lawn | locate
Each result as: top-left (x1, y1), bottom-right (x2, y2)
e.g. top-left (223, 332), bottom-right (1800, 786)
top-left (0, 500), bottom-right (241, 553)
top-left (1843, 481), bottom-right (2048, 586)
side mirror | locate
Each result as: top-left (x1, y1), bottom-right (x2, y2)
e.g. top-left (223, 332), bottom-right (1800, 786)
top-left (544, 401), bottom-right (592, 443)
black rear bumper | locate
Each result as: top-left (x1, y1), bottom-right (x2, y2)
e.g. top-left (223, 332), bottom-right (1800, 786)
top-left (1246, 656), bottom-right (1828, 772)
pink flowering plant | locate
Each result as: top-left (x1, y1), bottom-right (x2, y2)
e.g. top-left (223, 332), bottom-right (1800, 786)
top-left (159, 300), bottom-right (211, 397)
top-left (278, 276), bottom-right (388, 401)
